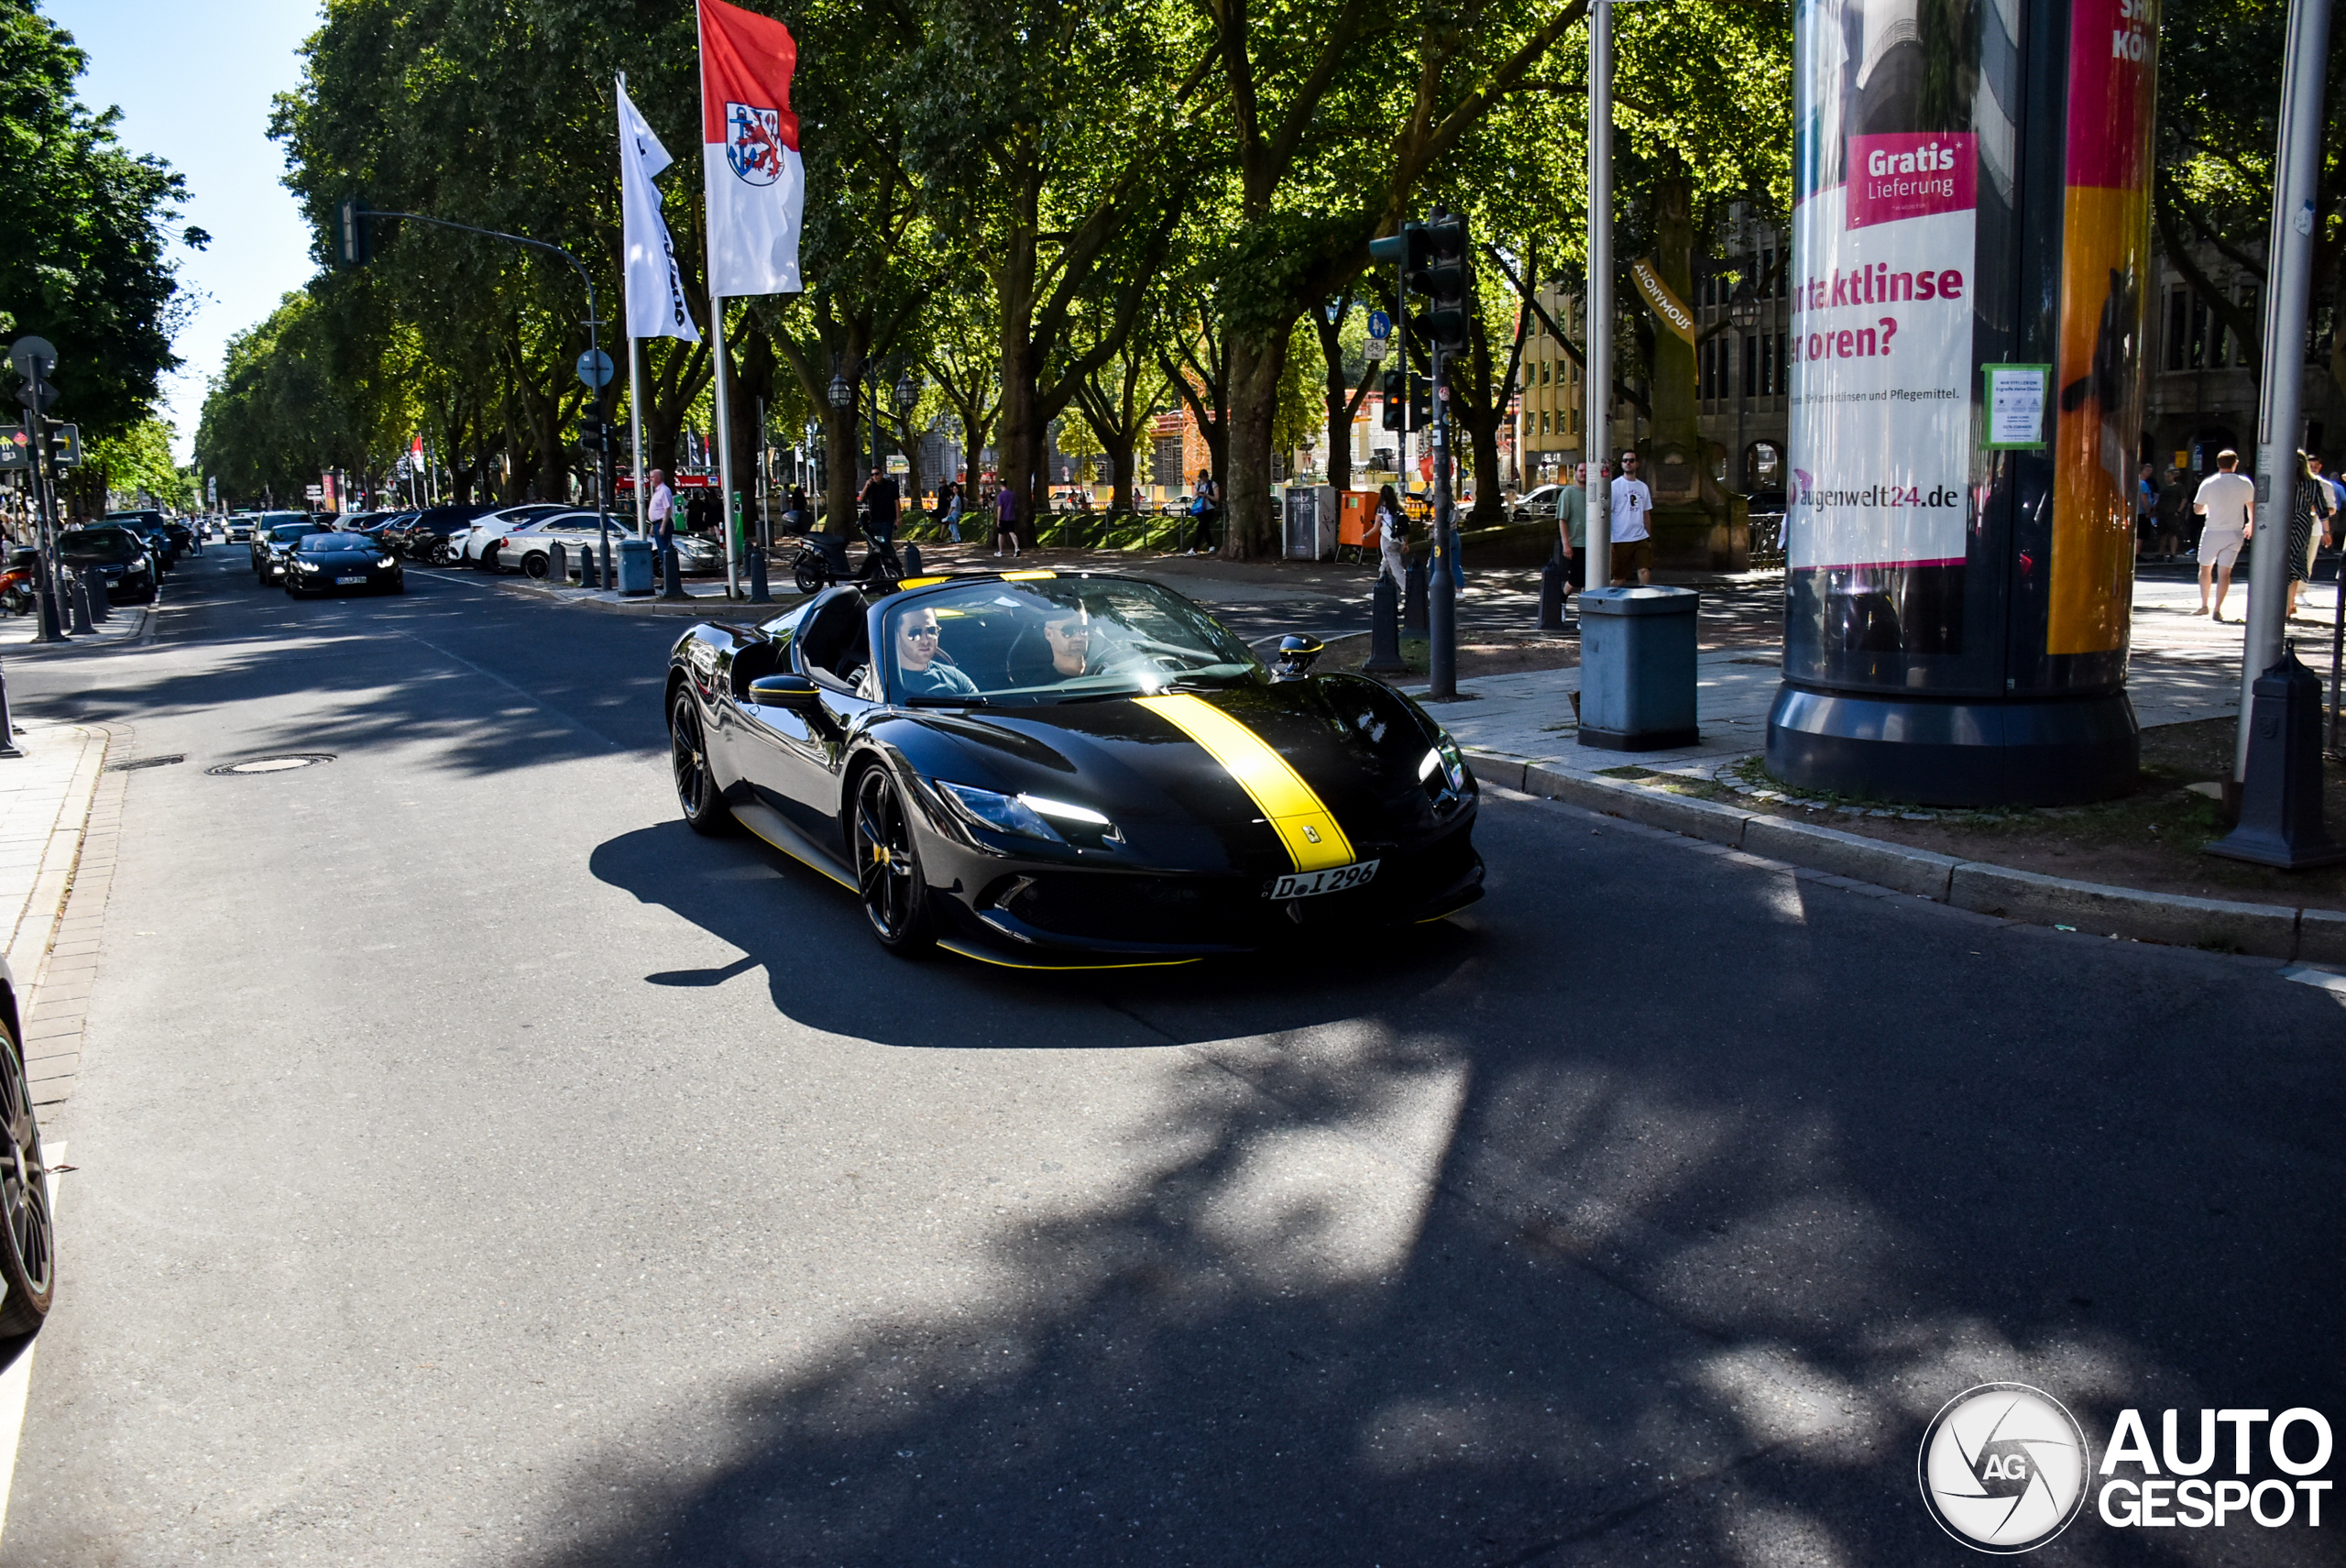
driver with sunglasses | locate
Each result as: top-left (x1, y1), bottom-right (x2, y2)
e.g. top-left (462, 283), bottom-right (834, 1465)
top-left (893, 607), bottom-right (981, 698)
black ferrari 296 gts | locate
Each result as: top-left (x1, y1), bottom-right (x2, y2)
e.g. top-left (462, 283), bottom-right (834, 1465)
top-left (664, 571), bottom-right (1482, 968)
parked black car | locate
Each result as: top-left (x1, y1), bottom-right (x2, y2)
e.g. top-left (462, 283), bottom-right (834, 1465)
top-left (386, 502), bottom-right (495, 565)
top-left (284, 532), bottom-right (404, 598)
top-left (57, 526), bottom-right (158, 604)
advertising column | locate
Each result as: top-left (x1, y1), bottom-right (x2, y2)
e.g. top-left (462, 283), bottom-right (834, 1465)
top-left (1767, 0), bottom-right (2156, 806)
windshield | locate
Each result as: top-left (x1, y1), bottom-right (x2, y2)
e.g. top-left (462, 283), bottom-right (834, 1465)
top-left (58, 529), bottom-right (138, 561)
top-left (300, 533), bottom-right (371, 552)
top-left (882, 578), bottom-right (1263, 705)
top-left (270, 523), bottom-right (325, 543)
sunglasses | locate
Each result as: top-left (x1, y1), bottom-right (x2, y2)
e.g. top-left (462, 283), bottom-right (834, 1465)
top-left (905, 626), bottom-right (940, 640)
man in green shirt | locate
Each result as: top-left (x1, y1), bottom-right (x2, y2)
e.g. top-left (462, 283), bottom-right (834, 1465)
top-left (1551, 463), bottom-right (1589, 613)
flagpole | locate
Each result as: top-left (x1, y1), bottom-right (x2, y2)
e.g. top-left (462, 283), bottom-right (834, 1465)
top-left (619, 71), bottom-right (649, 541)
top-left (697, 3), bottom-right (740, 599)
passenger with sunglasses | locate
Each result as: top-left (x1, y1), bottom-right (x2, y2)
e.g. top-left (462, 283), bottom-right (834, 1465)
top-left (893, 608), bottom-right (981, 698)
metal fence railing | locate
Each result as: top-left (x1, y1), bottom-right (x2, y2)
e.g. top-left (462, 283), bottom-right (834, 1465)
top-left (1748, 510), bottom-right (1786, 569)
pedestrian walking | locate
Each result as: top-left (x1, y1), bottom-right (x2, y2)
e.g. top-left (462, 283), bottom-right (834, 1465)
top-left (2135, 462), bottom-right (2159, 558)
top-left (1608, 450), bottom-right (1654, 586)
top-left (2191, 449), bottom-right (2255, 620)
top-left (992, 483), bottom-right (1021, 558)
top-left (2155, 466), bottom-right (2190, 559)
top-left (859, 466), bottom-right (899, 544)
top-left (1375, 484), bottom-right (1409, 587)
top-left (2285, 450), bottom-right (2337, 622)
top-left (938, 481), bottom-right (964, 543)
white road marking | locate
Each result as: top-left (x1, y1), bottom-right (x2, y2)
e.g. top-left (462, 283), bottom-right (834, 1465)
top-left (0, 1140), bottom-right (61, 1552)
top-left (2279, 966), bottom-right (2346, 997)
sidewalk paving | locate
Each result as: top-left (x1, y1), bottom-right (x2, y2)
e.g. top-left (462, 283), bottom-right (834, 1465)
top-left (0, 714), bottom-right (126, 1111)
top-left (0, 599), bottom-right (151, 651)
top-left (1422, 570), bottom-right (2342, 793)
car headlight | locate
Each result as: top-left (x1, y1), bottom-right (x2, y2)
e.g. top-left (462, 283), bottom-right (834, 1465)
top-left (294, 559), bottom-right (320, 572)
top-left (378, 556), bottom-right (397, 569)
top-left (1420, 737), bottom-right (1468, 795)
top-left (935, 781), bottom-right (1122, 845)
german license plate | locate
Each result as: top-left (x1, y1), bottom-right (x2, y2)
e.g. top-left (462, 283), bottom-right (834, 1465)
top-left (334, 576), bottom-right (366, 585)
top-left (1266, 861), bottom-right (1380, 900)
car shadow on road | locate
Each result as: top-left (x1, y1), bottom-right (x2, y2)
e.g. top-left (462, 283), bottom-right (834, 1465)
top-left (559, 807), bottom-right (2346, 1567)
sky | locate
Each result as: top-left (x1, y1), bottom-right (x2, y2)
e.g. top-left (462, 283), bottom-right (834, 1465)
top-left (47, 0), bottom-right (326, 464)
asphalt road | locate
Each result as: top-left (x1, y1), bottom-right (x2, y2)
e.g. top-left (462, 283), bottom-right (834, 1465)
top-left (0, 547), bottom-right (2339, 1566)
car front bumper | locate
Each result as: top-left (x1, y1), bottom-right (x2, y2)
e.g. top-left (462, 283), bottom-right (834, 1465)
top-left (915, 810), bottom-right (1484, 963)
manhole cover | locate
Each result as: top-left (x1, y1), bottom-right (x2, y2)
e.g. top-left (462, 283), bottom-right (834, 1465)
top-left (205, 753), bottom-right (336, 776)
top-left (105, 754), bottom-right (185, 773)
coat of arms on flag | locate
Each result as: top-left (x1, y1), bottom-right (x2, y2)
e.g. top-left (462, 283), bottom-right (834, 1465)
top-left (725, 102), bottom-right (784, 186)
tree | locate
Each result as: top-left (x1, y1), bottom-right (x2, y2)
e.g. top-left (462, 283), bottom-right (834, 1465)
top-left (0, 0), bottom-right (203, 441)
top-left (2154, 0), bottom-right (2344, 398)
top-left (83, 419), bottom-right (193, 511)
top-left (1191, 0), bottom-right (1592, 557)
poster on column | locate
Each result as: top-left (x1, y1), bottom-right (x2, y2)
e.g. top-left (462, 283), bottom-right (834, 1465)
top-left (2046, 0), bottom-right (2155, 655)
top-left (1786, 126), bottom-right (1977, 572)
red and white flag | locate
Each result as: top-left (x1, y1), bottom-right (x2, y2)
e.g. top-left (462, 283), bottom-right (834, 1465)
top-left (698, 0), bottom-right (803, 298)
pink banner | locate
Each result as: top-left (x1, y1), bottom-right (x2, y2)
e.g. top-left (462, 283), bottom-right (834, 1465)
top-left (1846, 134), bottom-right (1978, 229)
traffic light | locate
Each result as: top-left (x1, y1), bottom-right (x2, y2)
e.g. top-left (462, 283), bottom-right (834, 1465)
top-left (1380, 373), bottom-right (1431, 431)
top-left (1422, 211), bottom-right (1470, 352)
top-left (335, 196), bottom-right (372, 269)
top-left (1368, 223), bottom-right (1430, 275)
top-left (576, 416), bottom-right (608, 455)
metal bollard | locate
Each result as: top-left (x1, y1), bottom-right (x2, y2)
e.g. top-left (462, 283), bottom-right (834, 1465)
top-left (547, 543), bottom-right (566, 585)
top-left (68, 574), bottom-right (93, 635)
top-left (748, 534), bottom-right (771, 603)
top-left (86, 576), bottom-right (108, 623)
top-left (0, 665), bottom-right (21, 759)
top-left (1364, 571), bottom-right (1406, 673)
top-left (1537, 557), bottom-right (1566, 630)
top-left (2207, 641), bottom-right (2346, 867)
top-left (579, 544), bottom-right (600, 589)
top-left (1403, 554), bottom-right (1428, 634)
top-left (660, 538), bottom-right (685, 600)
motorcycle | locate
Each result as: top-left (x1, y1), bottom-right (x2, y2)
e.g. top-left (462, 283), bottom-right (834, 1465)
top-left (789, 513), bottom-right (921, 596)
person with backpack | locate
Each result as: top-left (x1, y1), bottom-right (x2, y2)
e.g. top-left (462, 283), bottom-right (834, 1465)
top-left (1186, 469), bottom-right (1221, 554)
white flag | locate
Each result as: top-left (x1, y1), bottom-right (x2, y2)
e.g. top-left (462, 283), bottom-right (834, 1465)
top-left (699, 0), bottom-right (804, 298)
top-left (618, 82), bottom-right (699, 342)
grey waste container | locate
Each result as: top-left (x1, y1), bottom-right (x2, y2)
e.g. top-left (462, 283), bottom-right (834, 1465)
top-left (1578, 586), bottom-right (1698, 750)
top-left (615, 537), bottom-right (655, 595)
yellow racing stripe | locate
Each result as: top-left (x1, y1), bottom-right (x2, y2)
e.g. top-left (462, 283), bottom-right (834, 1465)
top-left (1136, 693), bottom-right (1354, 872)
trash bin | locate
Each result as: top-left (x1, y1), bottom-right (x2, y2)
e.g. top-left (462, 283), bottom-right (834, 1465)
top-left (1577, 586), bottom-right (1698, 750)
top-left (616, 537), bottom-right (654, 596)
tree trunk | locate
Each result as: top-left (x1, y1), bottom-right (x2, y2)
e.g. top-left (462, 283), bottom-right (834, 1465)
top-left (1222, 324), bottom-right (1288, 558)
top-left (822, 402), bottom-right (860, 532)
top-left (1313, 306), bottom-right (1354, 494)
top-left (1648, 167), bottom-right (1705, 508)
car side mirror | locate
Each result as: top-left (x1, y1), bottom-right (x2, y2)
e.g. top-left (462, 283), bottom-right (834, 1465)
top-left (747, 673), bottom-right (822, 712)
top-left (1274, 634), bottom-right (1324, 679)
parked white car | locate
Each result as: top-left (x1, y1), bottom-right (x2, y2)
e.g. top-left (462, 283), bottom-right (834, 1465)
top-left (456, 504), bottom-right (567, 569)
top-left (502, 511), bottom-right (642, 579)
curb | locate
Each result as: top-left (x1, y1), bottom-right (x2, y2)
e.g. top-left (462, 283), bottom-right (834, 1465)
top-left (491, 577), bottom-right (773, 617)
top-left (1474, 751), bottom-right (2345, 962)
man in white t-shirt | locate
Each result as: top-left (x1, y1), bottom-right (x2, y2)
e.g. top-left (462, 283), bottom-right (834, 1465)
top-left (2191, 449), bottom-right (2255, 621)
top-left (1608, 450), bottom-right (1655, 585)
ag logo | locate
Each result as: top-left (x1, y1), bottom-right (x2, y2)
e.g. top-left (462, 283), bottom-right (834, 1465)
top-left (725, 102), bottom-right (784, 185)
top-left (1918, 1384), bottom-right (2090, 1552)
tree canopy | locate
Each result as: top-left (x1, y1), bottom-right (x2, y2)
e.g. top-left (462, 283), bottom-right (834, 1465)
top-left (0, 0), bottom-right (204, 444)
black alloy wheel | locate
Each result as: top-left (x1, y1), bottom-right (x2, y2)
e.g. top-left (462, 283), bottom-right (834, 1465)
top-left (792, 555), bottom-right (827, 596)
top-left (669, 690), bottom-right (735, 835)
top-left (521, 552), bottom-right (550, 580)
top-left (852, 765), bottom-right (934, 954)
top-left (0, 1017), bottom-right (54, 1342)
top-left (478, 545), bottom-right (500, 573)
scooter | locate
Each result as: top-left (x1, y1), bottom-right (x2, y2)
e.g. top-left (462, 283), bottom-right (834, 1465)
top-left (790, 513), bottom-right (921, 596)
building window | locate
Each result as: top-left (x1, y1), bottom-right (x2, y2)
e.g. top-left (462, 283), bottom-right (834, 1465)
top-left (2165, 289), bottom-right (2187, 371)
